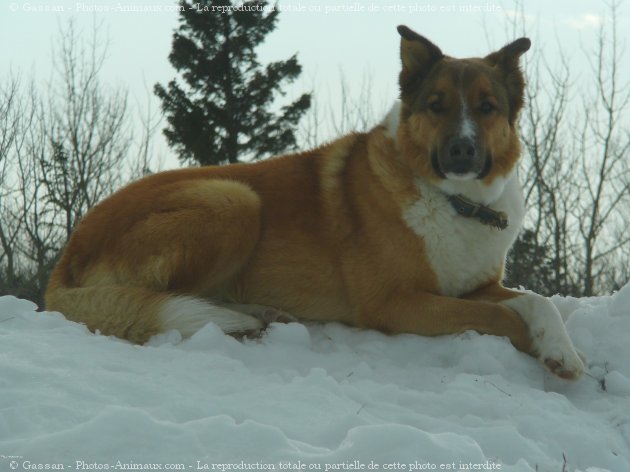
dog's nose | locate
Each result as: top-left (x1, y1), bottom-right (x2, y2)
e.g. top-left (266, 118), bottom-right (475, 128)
top-left (447, 137), bottom-right (477, 173)
top-left (449, 137), bottom-right (476, 159)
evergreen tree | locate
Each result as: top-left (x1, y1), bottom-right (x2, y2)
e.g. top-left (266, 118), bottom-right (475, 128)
top-left (155, 0), bottom-right (311, 166)
top-left (504, 229), bottom-right (579, 296)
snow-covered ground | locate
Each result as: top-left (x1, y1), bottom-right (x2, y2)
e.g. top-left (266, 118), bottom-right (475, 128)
top-left (1, 286), bottom-right (629, 472)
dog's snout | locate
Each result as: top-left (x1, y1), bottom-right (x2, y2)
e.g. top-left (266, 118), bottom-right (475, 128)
top-left (448, 137), bottom-right (476, 160)
top-left (443, 137), bottom-right (478, 175)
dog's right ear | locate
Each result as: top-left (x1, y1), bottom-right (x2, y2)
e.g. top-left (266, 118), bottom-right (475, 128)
top-left (398, 25), bottom-right (443, 92)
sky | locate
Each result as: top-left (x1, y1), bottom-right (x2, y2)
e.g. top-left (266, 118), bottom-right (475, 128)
top-left (1, 0), bottom-right (628, 167)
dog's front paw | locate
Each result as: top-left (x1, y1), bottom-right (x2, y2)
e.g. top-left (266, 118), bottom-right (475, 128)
top-left (542, 349), bottom-right (585, 380)
top-left (530, 328), bottom-right (585, 380)
top-left (501, 292), bottom-right (585, 380)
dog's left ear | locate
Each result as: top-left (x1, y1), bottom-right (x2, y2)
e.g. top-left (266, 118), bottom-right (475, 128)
top-left (485, 38), bottom-right (531, 124)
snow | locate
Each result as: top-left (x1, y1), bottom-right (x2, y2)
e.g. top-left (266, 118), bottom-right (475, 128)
top-left (1, 287), bottom-right (629, 472)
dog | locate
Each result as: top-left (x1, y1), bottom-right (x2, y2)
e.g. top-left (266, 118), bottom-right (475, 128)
top-left (46, 26), bottom-right (584, 379)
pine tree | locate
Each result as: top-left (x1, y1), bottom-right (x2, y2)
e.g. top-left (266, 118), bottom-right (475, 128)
top-left (504, 229), bottom-right (579, 296)
top-left (155, 0), bottom-right (311, 166)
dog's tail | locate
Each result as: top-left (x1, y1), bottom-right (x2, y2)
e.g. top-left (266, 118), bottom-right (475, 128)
top-left (45, 272), bottom-right (263, 344)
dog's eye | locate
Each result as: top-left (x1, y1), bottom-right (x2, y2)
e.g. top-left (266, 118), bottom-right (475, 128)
top-left (428, 102), bottom-right (444, 114)
top-left (480, 101), bottom-right (495, 114)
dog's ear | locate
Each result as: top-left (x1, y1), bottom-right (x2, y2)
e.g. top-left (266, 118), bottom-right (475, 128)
top-left (485, 38), bottom-right (531, 124)
top-left (397, 25), bottom-right (443, 94)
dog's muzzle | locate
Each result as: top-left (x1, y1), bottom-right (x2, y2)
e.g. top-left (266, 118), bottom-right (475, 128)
top-left (433, 137), bottom-right (489, 180)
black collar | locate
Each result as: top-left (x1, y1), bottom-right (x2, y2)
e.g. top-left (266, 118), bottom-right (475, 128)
top-left (447, 194), bottom-right (508, 230)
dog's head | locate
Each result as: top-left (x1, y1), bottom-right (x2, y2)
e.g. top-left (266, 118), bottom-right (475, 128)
top-left (393, 26), bottom-right (530, 201)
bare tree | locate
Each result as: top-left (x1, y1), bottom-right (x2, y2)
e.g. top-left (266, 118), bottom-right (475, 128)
top-left (0, 75), bottom-right (29, 294)
top-left (0, 19), bottom-right (137, 305)
top-left (506, 44), bottom-right (582, 295)
top-left (130, 78), bottom-right (165, 178)
top-left (573, 0), bottom-right (630, 295)
top-left (505, 0), bottom-right (630, 296)
top-left (299, 68), bottom-right (390, 149)
top-left (41, 19), bottom-right (130, 241)
top-left (15, 99), bottom-right (63, 298)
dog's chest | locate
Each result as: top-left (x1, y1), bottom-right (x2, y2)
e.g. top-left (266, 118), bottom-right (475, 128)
top-left (402, 177), bottom-right (524, 297)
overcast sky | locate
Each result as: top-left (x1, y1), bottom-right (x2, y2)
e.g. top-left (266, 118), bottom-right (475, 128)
top-left (1, 0), bottom-right (628, 167)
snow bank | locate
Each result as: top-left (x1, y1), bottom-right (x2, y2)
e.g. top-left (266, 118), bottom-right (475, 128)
top-left (0, 287), bottom-right (629, 472)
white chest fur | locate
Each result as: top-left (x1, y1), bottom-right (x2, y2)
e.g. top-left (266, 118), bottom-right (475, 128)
top-left (402, 173), bottom-right (525, 297)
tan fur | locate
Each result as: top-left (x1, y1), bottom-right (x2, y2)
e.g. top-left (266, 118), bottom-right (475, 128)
top-left (46, 30), bottom-right (535, 359)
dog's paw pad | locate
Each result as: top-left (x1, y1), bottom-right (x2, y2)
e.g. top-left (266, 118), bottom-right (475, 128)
top-left (253, 307), bottom-right (297, 325)
top-left (542, 352), bottom-right (584, 380)
top-left (231, 327), bottom-right (265, 340)
top-left (272, 311), bottom-right (298, 324)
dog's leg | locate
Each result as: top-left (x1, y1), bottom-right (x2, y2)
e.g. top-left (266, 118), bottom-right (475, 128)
top-left (360, 287), bottom-right (582, 379)
top-left (219, 303), bottom-right (297, 324)
top-left (361, 292), bottom-right (532, 353)
top-left (464, 283), bottom-right (584, 379)
top-left (132, 179), bottom-right (267, 339)
top-left (47, 179), bottom-right (265, 343)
